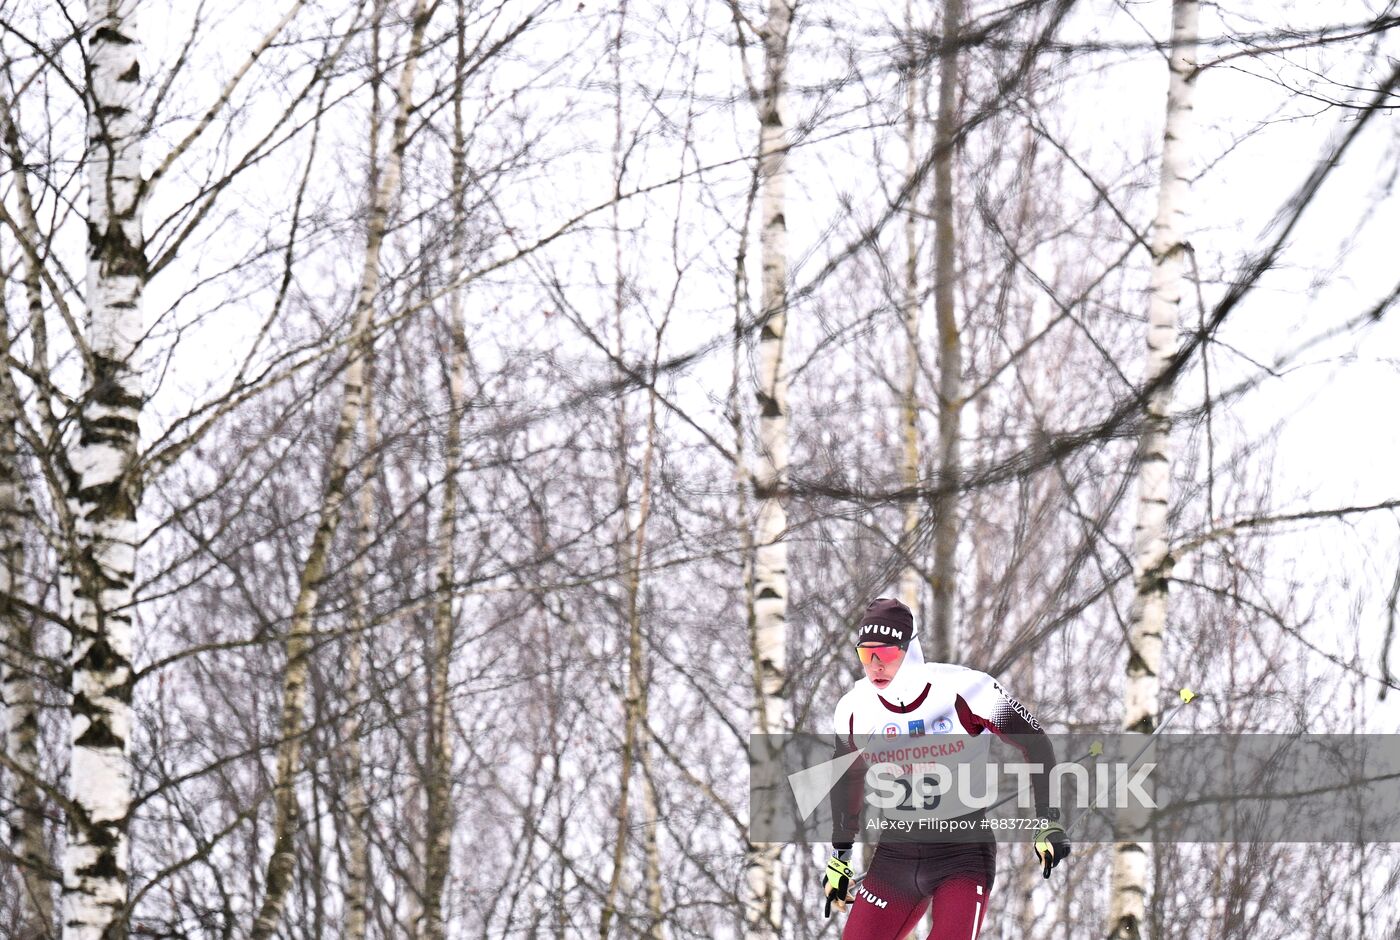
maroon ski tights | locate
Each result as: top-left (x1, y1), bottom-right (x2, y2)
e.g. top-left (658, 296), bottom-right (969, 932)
top-left (842, 869), bottom-right (990, 940)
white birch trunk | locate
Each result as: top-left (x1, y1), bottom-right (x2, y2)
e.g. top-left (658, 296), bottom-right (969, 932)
top-left (250, 3), bottom-right (431, 935)
top-left (599, 9), bottom-right (641, 935)
top-left (2, 425), bottom-right (53, 940)
top-left (638, 375), bottom-right (669, 940)
top-left (634, 399), bottom-right (663, 940)
top-left (63, 3), bottom-right (144, 936)
top-left (599, 14), bottom-right (668, 925)
top-left (1, 103), bottom-right (57, 938)
top-left (633, 376), bottom-right (664, 940)
top-left (745, 0), bottom-right (791, 934)
top-left (898, 10), bottom-right (922, 616)
top-left (1108, 3), bottom-right (1198, 937)
top-left (3, 338), bottom-right (54, 940)
top-left (421, 7), bottom-right (469, 930)
top-left (421, 323), bottom-right (463, 940)
top-left (342, 351), bottom-right (377, 940)
top-left (640, 751), bottom-right (665, 940)
top-left (340, 12), bottom-right (389, 935)
top-left (598, 584), bottom-right (644, 940)
top-left (728, 81), bottom-right (759, 937)
top-left (751, 0), bottom-right (791, 739)
top-left (0, 104), bottom-right (68, 487)
top-left (599, 390), bottom-right (661, 940)
top-left (929, 0), bottom-right (963, 661)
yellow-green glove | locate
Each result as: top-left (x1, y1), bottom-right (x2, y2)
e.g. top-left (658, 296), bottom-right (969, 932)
top-left (1032, 823), bottom-right (1071, 879)
top-left (822, 853), bottom-right (855, 917)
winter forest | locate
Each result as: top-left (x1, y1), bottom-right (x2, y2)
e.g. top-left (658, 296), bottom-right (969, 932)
top-left (1, 0), bottom-right (1399, 937)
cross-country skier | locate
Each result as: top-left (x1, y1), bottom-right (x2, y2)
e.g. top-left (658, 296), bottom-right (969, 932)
top-left (821, 597), bottom-right (1070, 938)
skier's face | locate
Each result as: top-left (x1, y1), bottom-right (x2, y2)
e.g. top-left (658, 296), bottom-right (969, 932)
top-left (857, 643), bottom-right (905, 690)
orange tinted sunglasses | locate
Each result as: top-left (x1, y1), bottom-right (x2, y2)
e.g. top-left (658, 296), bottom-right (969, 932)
top-left (856, 644), bottom-right (905, 665)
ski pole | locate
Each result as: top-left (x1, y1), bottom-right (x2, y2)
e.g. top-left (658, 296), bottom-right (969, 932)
top-left (956, 689), bottom-right (1198, 818)
top-left (983, 739), bottom-right (1107, 814)
top-left (1065, 687), bottom-right (1198, 836)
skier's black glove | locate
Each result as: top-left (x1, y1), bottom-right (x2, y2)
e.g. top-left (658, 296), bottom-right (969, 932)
top-left (822, 851), bottom-right (854, 917)
top-left (1032, 823), bottom-right (1071, 879)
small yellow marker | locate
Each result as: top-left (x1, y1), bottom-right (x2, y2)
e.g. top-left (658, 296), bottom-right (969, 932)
top-left (1088, 741), bottom-right (1104, 757)
top-left (1179, 688), bottom-right (1196, 704)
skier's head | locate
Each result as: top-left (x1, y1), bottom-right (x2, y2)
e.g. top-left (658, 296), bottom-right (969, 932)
top-left (855, 597), bottom-right (915, 691)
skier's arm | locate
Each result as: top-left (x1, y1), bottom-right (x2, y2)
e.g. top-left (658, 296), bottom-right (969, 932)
top-left (953, 671), bottom-right (1059, 816)
top-left (819, 696), bottom-right (861, 916)
top-left (828, 696), bottom-right (861, 853)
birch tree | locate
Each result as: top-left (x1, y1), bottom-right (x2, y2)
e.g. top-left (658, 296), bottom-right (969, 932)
top-left (743, 0), bottom-right (793, 933)
top-left (928, 0), bottom-right (963, 660)
top-left (1, 298), bottom-right (53, 939)
top-left (421, 3), bottom-right (471, 933)
top-left (3, 2), bottom-right (1396, 936)
top-left (62, 2), bottom-right (145, 935)
top-left (897, 1), bottom-right (922, 617)
top-left (597, 308), bottom-right (666, 940)
top-left (339, 11), bottom-right (391, 935)
top-left (1109, 2), bottom-right (1199, 937)
top-left (341, 354), bottom-right (375, 940)
top-left (751, 0), bottom-right (792, 738)
top-left (250, 2), bottom-right (432, 934)
top-left (598, 6), bottom-right (670, 931)
top-left (0, 97), bottom-right (58, 938)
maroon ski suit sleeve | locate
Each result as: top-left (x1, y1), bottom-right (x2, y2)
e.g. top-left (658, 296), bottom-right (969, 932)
top-left (829, 696), bottom-right (862, 850)
top-left (953, 670), bottom-right (1058, 815)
